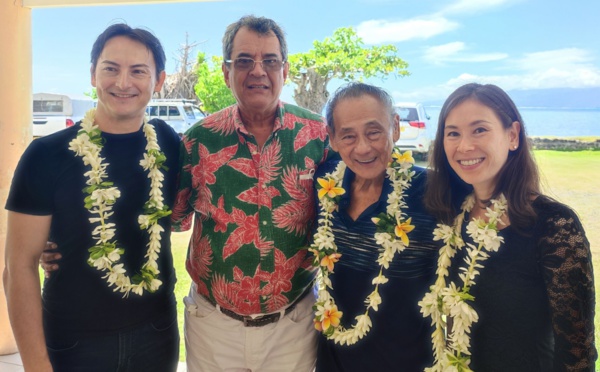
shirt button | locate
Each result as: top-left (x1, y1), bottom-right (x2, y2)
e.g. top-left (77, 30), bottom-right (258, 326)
top-left (262, 221), bottom-right (267, 226)
top-left (262, 184), bottom-right (267, 189)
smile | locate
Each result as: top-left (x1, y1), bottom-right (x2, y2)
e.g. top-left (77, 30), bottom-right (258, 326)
top-left (248, 84), bottom-right (268, 89)
top-left (356, 158), bottom-right (376, 164)
top-left (459, 158), bottom-right (483, 166)
top-left (111, 93), bottom-right (137, 98)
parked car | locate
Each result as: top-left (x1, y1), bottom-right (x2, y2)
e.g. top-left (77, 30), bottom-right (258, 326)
top-left (32, 93), bottom-right (95, 137)
top-left (394, 102), bottom-right (432, 159)
top-left (146, 99), bottom-right (206, 135)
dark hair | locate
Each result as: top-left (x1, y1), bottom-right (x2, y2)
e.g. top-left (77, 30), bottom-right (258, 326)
top-left (325, 82), bottom-right (396, 134)
top-left (425, 83), bottom-right (540, 229)
top-left (222, 15), bottom-right (288, 62)
top-left (90, 23), bottom-right (166, 77)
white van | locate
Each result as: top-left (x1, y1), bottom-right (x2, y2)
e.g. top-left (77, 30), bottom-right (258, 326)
top-left (146, 99), bottom-right (206, 135)
top-left (33, 93), bottom-right (95, 137)
top-left (394, 102), bottom-right (432, 159)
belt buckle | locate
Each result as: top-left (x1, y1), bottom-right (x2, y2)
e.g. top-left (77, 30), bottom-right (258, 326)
top-left (242, 313), bottom-right (280, 327)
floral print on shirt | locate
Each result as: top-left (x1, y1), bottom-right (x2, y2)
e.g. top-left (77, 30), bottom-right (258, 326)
top-left (173, 101), bottom-right (329, 315)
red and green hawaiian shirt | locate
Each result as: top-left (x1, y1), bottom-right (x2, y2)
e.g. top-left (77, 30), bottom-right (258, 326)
top-left (172, 101), bottom-right (329, 315)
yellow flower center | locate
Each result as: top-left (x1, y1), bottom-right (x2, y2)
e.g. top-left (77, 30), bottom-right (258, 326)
top-left (317, 177), bottom-right (346, 200)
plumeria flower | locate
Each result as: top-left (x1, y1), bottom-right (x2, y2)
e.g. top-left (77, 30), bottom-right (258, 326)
top-left (320, 253), bottom-right (342, 272)
top-left (311, 155), bottom-right (416, 345)
top-left (395, 217), bottom-right (415, 245)
top-left (317, 177), bottom-right (346, 200)
top-left (316, 304), bottom-right (343, 332)
top-left (392, 150), bottom-right (414, 164)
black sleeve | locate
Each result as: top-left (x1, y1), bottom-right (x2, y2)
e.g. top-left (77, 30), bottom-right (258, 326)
top-left (537, 199), bottom-right (597, 371)
top-left (5, 139), bottom-right (56, 215)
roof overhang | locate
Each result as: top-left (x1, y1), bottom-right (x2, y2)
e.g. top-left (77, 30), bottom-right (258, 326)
top-left (22, 0), bottom-right (215, 8)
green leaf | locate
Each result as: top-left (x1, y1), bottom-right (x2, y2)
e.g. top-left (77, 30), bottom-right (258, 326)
top-left (194, 52), bottom-right (236, 114)
top-left (287, 27), bottom-right (409, 113)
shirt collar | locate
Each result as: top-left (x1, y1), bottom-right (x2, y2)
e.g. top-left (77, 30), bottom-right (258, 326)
top-left (233, 101), bottom-right (285, 136)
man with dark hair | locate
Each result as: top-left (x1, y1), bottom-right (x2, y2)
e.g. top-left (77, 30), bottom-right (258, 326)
top-left (3, 23), bottom-right (180, 371)
top-left (173, 15), bottom-right (329, 371)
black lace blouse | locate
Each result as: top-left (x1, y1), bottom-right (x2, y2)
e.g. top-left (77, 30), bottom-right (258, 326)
top-left (450, 195), bottom-right (596, 371)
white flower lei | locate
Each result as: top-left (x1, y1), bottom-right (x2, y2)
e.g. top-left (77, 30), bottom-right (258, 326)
top-left (310, 148), bottom-right (415, 345)
top-left (68, 108), bottom-right (171, 297)
top-left (418, 193), bottom-right (508, 371)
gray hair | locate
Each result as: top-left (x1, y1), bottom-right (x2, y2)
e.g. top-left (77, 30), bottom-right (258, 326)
top-left (325, 82), bottom-right (396, 133)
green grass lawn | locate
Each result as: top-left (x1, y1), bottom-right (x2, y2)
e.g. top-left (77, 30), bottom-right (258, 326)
top-left (170, 230), bottom-right (192, 362)
top-left (534, 150), bottom-right (600, 370)
top-left (169, 150), bottom-right (600, 364)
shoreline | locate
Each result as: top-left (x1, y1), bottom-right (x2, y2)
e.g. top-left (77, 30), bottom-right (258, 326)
top-left (529, 137), bottom-right (600, 151)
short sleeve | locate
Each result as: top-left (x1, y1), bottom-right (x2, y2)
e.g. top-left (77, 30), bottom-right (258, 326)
top-left (170, 135), bottom-right (195, 232)
top-left (5, 140), bottom-right (56, 215)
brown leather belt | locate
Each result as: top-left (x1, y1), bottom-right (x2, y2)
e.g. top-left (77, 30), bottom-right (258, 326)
top-left (204, 287), bottom-right (311, 327)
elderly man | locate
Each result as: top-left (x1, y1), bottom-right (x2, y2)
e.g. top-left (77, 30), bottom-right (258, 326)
top-left (173, 15), bottom-right (329, 372)
top-left (312, 83), bottom-right (438, 371)
top-left (4, 24), bottom-right (180, 371)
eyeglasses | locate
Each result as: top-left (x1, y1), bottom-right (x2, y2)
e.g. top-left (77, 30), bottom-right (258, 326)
top-left (225, 57), bottom-right (285, 72)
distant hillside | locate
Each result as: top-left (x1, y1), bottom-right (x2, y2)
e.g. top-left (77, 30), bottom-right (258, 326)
top-left (509, 88), bottom-right (600, 109)
top-left (425, 87), bottom-right (600, 109)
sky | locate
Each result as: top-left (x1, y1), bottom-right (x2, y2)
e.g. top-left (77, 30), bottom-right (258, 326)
top-left (31, 0), bottom-right (600, 105)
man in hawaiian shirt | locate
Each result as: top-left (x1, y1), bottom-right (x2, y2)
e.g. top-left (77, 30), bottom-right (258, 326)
top-left (172, 15), bottom-right (329, 372)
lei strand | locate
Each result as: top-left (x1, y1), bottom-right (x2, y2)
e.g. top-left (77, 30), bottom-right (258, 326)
top-left (418, 193), bottom-right (507, 371)
top-left (69, 108), bottom-right (172, 297)
top-left (310, 148), bottom-right (415, 345)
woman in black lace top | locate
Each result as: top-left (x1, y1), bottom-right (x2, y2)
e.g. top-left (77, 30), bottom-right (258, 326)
top-left (423, 83), bottom-right (596, 371)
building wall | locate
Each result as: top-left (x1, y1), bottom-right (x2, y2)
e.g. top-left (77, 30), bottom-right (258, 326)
top-left (0, 1), bottom-right (32, 355)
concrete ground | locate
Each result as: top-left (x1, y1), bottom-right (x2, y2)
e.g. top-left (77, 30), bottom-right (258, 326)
top-left (0, 353), bottom-right (187, 371)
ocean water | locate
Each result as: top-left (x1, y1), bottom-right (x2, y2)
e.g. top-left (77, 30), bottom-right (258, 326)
top-left (424, 107), bottom-right (600, 138)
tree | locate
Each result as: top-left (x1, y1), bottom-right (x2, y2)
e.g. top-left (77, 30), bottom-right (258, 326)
top-left (84, 88), bottom-right (97, 100)
top-left (194, 52), bottom-right (236, 114)
top-left (159, 33), bottom-right (200, 102)
top-left (288, 27), bottom-right (409, 114)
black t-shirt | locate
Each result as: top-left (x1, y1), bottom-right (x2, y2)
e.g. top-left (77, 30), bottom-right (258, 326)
top-left (6, 119), bottom-right (180, 335)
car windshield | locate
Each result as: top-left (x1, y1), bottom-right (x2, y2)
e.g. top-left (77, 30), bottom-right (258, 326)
top-left (396, 107), bottom-right (418, 122)
top-left (183, 106), bottom-right (195, 119)
top-left (192, 107), bottom-right (205, 119)
top-left (33, 100), bottom-right (63, 113)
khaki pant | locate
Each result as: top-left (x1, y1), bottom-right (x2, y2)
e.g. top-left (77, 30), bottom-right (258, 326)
top-left (184, 283), bottom-right (317, 372)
